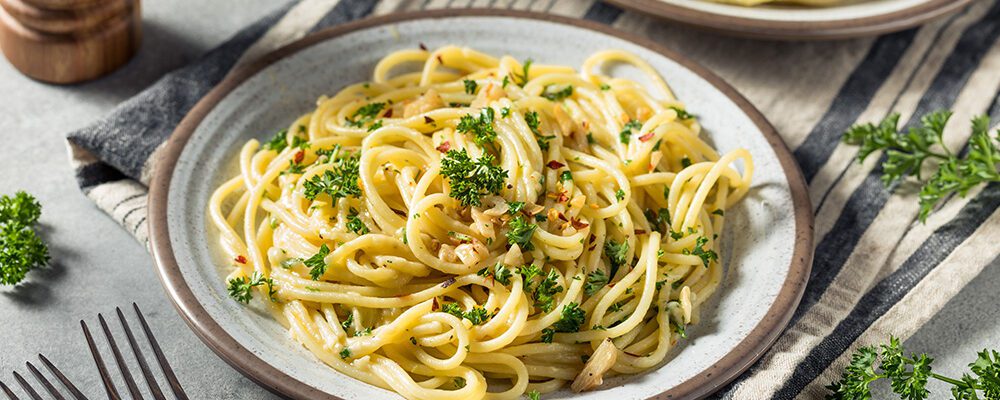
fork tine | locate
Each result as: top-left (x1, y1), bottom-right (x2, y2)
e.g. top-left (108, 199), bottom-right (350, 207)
top-left (97, 314), bottom-right (144, 400)
top-left (11, 372), bottom-right (41, 400)
top-left (37, 355), bottom-right (89, 400)
top-left (82, 320), bottom-right (122, 400)
top-left (115, 307), bottom-right (165, 400)
top-left (132, 304), bottom-right (188, 400)
top-left (24, 362), bottom-right (65, 400)
top-left (0, 380), bottom-right (19, 400)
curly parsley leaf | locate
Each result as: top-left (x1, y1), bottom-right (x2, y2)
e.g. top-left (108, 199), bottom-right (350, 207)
top-left (541, 85), bottom-right (573, 101)
top-left (620, 119), bottom-right (643, 144)
top-left (345, 102), bottom-right (385, 128)
top-left (505, 215), bottom-right (537, 251)
top-left (463, 79), bottom-right (478, 95)
top-left (552, 302), bottom-right (585, 332)
top-left (828, 336), bottom-right (1000, 400)
top-left (303, 152), bottom-right (361, 201)
top-left (227, 271), bottom-right (276, 304)
top-left (604, 239), bottom-right (629, 278)
top-left (584, 269), bottom-right (608, 296)
top-left (440, 149), bottom-right (508, 207)
top-left (304, 244), bottom-right (331, 280)
top-left (844, 111), bottom-right (1000, 222)
top-left (457, 107), bottom-right (497, 146)
top-left (0, 191), bottom-right (48, 285)
top-left (681, 236), bottom-right (718, 268)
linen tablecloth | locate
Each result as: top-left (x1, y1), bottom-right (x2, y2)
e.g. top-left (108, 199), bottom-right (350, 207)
top-left (65, 0), bottom-right (1000, 398)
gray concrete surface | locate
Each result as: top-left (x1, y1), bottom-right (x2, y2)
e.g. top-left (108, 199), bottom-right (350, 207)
top-left (0, 1), bottom-right (996, 399)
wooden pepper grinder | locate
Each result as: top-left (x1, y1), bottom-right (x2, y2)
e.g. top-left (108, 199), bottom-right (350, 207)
top-left (0, 0), bottom-right (141, 84)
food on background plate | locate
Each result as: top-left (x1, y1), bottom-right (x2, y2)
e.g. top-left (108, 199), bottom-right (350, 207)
top-left (210, 45), bottom-right (752, 399)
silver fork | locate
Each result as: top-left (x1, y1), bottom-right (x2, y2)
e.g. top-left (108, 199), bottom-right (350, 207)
top-left (0, 354), bottom-right (89, 400)
top-left (81, 303), bottom-right (188, 400)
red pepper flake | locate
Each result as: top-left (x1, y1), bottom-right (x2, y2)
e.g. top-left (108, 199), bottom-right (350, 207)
top-left (424, 116), bottom-right (435, 124)
top-left (588, 245), bottom-right (597, 251)
top-left (441, 277), bottom-right (456, 288)
top-left (546, 160), bottom-right (565, 169)
top-left (293, 151), bottom-right (304, 164)
top-left (419, 43), bottom-right (428, 51)
top-left (234, 255), bottom-right (247, 264)
top-left (571, 218), bottom-right (590, 230)
top-left (635, 229), bottom-right (647, 235)
top-left (436, 141), bottom-right (451, 153)
top-left (384, 108), bottom-right (393, 118)
top-left (436, 55), bottom-right (444, 64)
top-left (638, 132), bottom-right (655, 142)
top-left (556, 192), bottom-right (569, 203)
top-left (432, 297), bottom-right (440, 310)
top-left (557, 212), bottom-right (569, 222)
top-left (588, 234), bottom-right (596, 244)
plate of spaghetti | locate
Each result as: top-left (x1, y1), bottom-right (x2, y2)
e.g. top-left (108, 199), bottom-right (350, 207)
top-left (606, 0), bottom-right (971, 40)
top-left (149, 9), bottom-right (812, 400)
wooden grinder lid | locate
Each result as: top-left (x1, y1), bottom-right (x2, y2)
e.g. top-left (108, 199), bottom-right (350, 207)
top-left (0, 0), bottom-right (141, 84)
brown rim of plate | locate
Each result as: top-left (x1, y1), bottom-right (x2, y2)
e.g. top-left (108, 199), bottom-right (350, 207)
top-left (148, 8), bottom-right (814, 400)
top-left (606, 0), bottom-right (972, 41)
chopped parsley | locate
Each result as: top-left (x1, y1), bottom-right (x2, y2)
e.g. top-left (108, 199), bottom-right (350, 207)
top-left (599, 83), bottom-right (611, 91)
top-left (263, 129), bottom-right (290, 152)
top-left (457, 107), bottom-right (497, 146)
top-left (303, 152), bottom-right (361, 201)
top-left (681, 157), bottom-right (692, 168)
top-left (366, 120), bottom-right (383, 132)
top-left (304, 244), bottom-right (331, 280)
top-left (463, 79), bottom-right (478, 95)
top-left (440, 149), bottom-right (508, 207)
top-left (226, 271), bottom-right (276, 304)
top-left (615, 189), bottom-right (626, 201)
top-left (604, 240), bottom-right (629, 278)
top-left (346, 208), bottom-right (369, 235)
top-left (682, 236), bottom-right (718, 268)
top-left (528, 390), bottom-right (541, 400)
top-left (619, 119), bottom-right (643, 144)
top-left (505, 215), bottom-right (537, 250)
top-left (712, 209), bottom-right (725, 216)
top-left (454, 377), bottom-right (467, 389)
top-left (507, 201), bottom-right (525, 214)
top-left (559, 170), bottom-right (573, 182)
top-left (541, 85), bottom-right (573, 101)
top-left (669, 106), bottom-right (694, 120)
top-left (345, 102), bottom-right (385, 128)
top-left (524, 111), bottom-right (541, 134)
top-left (514, 58), bottom-right (533, 86)
top-left (552, 302), bottom-right (585, 333)
top-left (500, 107), bottom-right (511, 118)
top-left (501, 75), bottom-right (511, 89)
top-left (340, 313), bottom-right (354, 331)
top-left (441, 303), bottom-right (491, 325)
top-left (532, 269), bottom-right (564, 312)
top-left (339, 348), bottom-right (351, 359)
top-left (477, 263), bottom-right (513, 285)
top-left (584, 269), bottom-right (609, 296)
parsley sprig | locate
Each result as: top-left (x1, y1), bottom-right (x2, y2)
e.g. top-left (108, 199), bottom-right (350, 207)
top-left (457, 108), bottom-right (498, 146)
top-left (505, 215), bottom-right (537, 250)
top-left (303, 152), bottom-right (361, 201)
top-left (440, 149), bottom-right (508, 207)
top-left (227, 271), bottom-right (276, 303)
top-left (827, 337), bottom-right (1000, 399)
top-left (843, 111), bottom-right (1000, 222)
top-left (344, 102), bottom-right (385, 128)
top-left (0, 191), bottom-right (49, 285)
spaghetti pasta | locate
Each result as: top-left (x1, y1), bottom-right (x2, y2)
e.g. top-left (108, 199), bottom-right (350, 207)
top-left (210, 46), bottom-right (753, 400)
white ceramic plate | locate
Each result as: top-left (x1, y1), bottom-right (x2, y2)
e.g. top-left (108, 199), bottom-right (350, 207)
top-left (149, 10), bottom-right (813, 400)
top-left (607, 0), bottom-right (971, 40)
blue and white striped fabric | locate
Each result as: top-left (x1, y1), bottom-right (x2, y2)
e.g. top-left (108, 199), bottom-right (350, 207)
top-left (65, 0), bottom-right (1000, 398)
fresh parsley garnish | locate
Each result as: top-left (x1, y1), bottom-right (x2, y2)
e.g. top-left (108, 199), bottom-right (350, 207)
top-left (584, 269), bottom-right (608, 296)
top-left (500, 107), bottom-right (511, 118)
top-left (620, 120), bottom-right (643, 144)
top-left (346, 208), bottom-right (369, 235)
top-left (525, 111), bottom-right (541, 134)
top-left (304, 244), bottom-right (331, 280)
top-left (441, 302), bottom-right (491, 325)
top-left (541, 85), bottom-right (573, 101)
top-left (0, 191), bottom-right (48, 285)
top-left (263, 129), bottom-right (290, 152)
top-left (599, 83), bottom-right (611, 91)
top-left (457, 107), bottom-right (497, 146)
top-left (345, 102), bottom-right (385, 128)
top-left (843, 111), bottom-right (1000, 222)
top-left (552, 302), bottom-right (585, 332)
top-left (505, 215), bottom-right (537, 250)
top-left (682, 236), bottom-right (718, 268)
top-left (514, 58), bottom-right (532, 86)
top-left (604, 240), bottom-right (629, 278)
top-left (507, 201), bottom-right (525, 214)
top-left (559, 170), bottom-right (573, 182)
top-left (827, 336), bottom-right (1000, 400)
top-left (532, 269), bottom-right (563, 312)
top-left (303, 152), bottom-right (361, 201)
top-left (226, 271), bottom-right (276, 303)
top-left (340, 313), bottom-right (353, 331)
top-left (669, 106), bottom-right (694, 120)
top-left (440, 149), bottom-right (508, 207)
top-left (463, 79), bottom-right (478, 95)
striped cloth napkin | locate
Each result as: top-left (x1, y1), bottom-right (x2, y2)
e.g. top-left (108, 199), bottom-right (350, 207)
top-left (65, 0), bottom-right (1000, 398)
